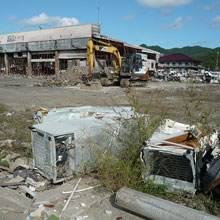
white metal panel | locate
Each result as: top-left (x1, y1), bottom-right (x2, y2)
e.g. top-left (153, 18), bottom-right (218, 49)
top-left (58, 50), bottom-right (86, 59)
top-left (0, 24), bottom-right (99, 45)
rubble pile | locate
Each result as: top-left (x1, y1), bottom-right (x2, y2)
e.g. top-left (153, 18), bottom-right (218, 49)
top-left (0, 106), bottom-right (220, 219)
top-left (43, 66), bottom-right (89, 87)
top-left (141, 119), bottom-right (220, 193)
top-left (154, 70), bottom-right (220, 84)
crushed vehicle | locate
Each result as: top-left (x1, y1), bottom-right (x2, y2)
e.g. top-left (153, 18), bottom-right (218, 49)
top-left (31, 106), bottom-right (135, 182)
top-left (141, 119), bottom-right (220, 193)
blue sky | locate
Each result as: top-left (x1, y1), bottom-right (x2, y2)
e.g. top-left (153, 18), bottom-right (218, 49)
top-left (1, 0), bottom-right (220, 49)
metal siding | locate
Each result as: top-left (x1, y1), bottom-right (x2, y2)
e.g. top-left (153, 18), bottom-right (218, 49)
top-left (28, 40), bottom-right (56, 52)
top-left (0, 38), bottom-right (88, 53)
top-left (56, 39), bottom-right (73, 50)
top-left (71, 38), bottom-right (88, 49)
top-left (0, 24), bottom-right (97, 45)
top-left (58, 50), bottom-right (86, 59)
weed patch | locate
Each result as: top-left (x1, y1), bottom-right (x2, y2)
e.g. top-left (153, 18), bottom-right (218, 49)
top-left (94, 90), bottom-right (167, 191)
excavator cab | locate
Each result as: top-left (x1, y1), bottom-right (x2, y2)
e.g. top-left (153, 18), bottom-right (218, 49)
top-left (121, 54), bottom-right (143, 74)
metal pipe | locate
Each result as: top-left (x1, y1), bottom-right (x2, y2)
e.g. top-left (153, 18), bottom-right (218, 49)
top-left (115, 187), bottom-right (220, 220)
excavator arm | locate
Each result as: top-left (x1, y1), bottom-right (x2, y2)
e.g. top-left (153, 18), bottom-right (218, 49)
top-left (87, 38), bottom-right (122, 75)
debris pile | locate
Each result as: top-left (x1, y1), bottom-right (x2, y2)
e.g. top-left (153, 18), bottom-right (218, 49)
top-left (154, 70), bottom-right (220, 84)
top-left (43, 66), bottom-right (89, 87)
top-left (31, 106), bottom-right (135, 182)
top-left (141, 119), bottom-right (220, 193)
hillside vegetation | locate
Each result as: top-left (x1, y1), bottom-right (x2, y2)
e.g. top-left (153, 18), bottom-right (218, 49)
top-left (140, 44), bottom-right (220, 70)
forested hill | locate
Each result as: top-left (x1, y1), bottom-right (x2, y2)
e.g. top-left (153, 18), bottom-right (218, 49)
top-left (140, 44), bottom-right (220, 70)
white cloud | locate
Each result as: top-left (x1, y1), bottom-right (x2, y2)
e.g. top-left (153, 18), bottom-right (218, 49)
top-left (212, 15), bottom-right (220, 23)
top-left (167, 17), bottom-right (184, 29)
top-left (19, 13), bottom-right (79, 27)
top-left (58, 17), bottom-right (79, 27)
top-left (159, 9), bottom-right (172, 15)
top-left (137, 0), bottom-right (192, 8)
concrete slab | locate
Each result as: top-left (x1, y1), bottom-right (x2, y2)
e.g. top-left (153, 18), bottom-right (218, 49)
top-left (0, 186), bottom-right (32, 220)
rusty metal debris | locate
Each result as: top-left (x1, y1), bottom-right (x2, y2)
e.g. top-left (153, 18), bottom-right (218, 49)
top-left (141, 119), bottom-right (220, 193)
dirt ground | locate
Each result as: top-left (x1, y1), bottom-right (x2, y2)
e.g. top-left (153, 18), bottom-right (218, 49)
top-left (0, 76), bottom-right (220, 220)
top-left (1, 76), bottom-right (220, 117)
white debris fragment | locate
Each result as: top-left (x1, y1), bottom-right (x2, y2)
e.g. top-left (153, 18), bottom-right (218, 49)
top-left (80, 202), bottom-right (86, 207)
top-left (105, 210), bottom-right (112, 215)
top-left (30, 206), bottom-right (45, 217)
top-left (75, 216), bottom-right (89, 220)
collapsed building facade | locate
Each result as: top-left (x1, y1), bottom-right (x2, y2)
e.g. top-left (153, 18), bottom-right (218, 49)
top-left (0, 24), bottom-right (160, 75)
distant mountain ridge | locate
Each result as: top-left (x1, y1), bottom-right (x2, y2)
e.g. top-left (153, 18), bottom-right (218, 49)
top-left (140, 44), bottom-right (220, 70)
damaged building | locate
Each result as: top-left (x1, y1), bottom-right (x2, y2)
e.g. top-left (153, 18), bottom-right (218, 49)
top-left (0, 24), bottom-right (160, 75)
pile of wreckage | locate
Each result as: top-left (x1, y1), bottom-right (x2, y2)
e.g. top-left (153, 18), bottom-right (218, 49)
top-left (141, 119), bottom-right (220, 194)
top-left (155, 70), bottom-right (220, 84)
top-left (31, 106), bottom-right (220, 194)
top-left (0, 106), bottom-right (220, 219)
top-left (42, 66), bottom-right (88, 87)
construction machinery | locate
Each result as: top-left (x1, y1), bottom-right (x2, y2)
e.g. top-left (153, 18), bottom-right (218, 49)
top-left (85, 38), bottom-right (149, 87)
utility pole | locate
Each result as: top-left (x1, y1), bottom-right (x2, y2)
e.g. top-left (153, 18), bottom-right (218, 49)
top-left (97, 6), bottom-right (101, 26)
top-left (216, 51), bottom-right (219, 70)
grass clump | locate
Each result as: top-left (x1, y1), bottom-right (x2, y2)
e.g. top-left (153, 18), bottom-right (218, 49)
top-left (0, 151), bottom-right (8, 160)
top-left (183, 81), bottom-right (217, 135)
top-left (0, 160), bottom-right (9, 167)
top-left (94, 90), bottom-right (167, 192)
top-left (0, 104), bottom-right (7, 114)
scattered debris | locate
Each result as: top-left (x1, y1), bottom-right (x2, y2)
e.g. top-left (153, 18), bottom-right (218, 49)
top-left (26, 177), bottom-right (46, 189)
top-left (43, 66), bottom-right (88, 87)
top-left (80, 202), bottom-right (87, 208)
top-left (0, 165), bottom-right (12, 173)
top-left (6, 112), bottom-right (13, 117)
top-left (62, 177), bottom-right (82, 213)
top-left (13, 166), bottom-right (37, 181)
top-left (31, 106), bottom-right (135, 182)
top-left (62, 185), bottom-right (101, 194)
top-left (105, 210), bottom-right (112, 215)
top-left (6, 175), bottom-right (25, 184)
top-left (19, 185), bottom-right (37, 198)
top-left (75, 216), bottom-right (89, 220)
top-left (30, 205), bottom-right (45, 217)
top-left (33, 201), bottom-right (52, 207)
top-left (0, 140), bottom-right (16, 147)
top-left (141, 119), bottom-right (220, 193)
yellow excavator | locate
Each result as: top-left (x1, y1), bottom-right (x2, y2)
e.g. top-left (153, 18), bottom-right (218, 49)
top-left (85, 38), bottom-right (149, 87)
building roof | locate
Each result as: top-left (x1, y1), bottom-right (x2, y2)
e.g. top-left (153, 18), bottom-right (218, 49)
top-left (160, 53), bottom-right (200, 63)
top-left (93, 33), bottom-right (161, 55)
